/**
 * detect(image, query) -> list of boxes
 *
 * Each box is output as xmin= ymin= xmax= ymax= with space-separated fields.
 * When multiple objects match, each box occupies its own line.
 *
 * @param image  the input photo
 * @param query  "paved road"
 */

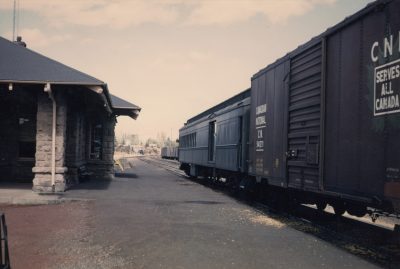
xmin=64 ymin=158 xmax=380 ymax=269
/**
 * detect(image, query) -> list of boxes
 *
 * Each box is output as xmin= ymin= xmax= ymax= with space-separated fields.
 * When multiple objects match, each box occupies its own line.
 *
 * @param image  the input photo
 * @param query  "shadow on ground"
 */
xmin=182 ymin=200 xmax=225 ymax=205
xmin=115 ymin=172 xmax=138 ymax=178
xmin=67 ymin=179 xmax=112 ymax=191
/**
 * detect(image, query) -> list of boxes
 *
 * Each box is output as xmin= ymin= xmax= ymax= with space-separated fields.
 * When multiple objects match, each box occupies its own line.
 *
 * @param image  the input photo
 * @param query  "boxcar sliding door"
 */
xmin=286 ymin=42 xmax=323 ymax=192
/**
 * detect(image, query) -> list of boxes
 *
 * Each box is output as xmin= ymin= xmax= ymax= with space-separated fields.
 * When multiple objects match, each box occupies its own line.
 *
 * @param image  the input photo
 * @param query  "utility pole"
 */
xmin=12 ymin=0 xmax=20 ymax=41
xmin=12 ymin=0 xmax=16 ymax=41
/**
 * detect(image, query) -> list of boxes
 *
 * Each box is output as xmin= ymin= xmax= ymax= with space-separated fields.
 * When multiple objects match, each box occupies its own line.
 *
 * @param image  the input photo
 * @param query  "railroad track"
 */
xmin=137 ymin=156 xmax=400 ymax=268
xmin=137 ymin=156 xmax=185 ymax=177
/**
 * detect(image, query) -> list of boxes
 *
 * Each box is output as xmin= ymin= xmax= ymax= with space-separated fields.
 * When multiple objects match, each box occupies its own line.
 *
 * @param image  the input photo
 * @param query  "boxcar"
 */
xmin=179 ymin=0 xmax=400 ymax=216
xmin=161 ymin=147 xmax=178 ymax=160
xmin=179 ymin=89 xmax=251 ymax=180
xmin=249 ymin=0 xmax=400 ymax=215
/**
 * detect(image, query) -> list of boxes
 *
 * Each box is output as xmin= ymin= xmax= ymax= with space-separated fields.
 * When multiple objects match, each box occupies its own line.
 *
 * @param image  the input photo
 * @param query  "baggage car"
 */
xmin=179 ymin=89 xmax=250 ymax=181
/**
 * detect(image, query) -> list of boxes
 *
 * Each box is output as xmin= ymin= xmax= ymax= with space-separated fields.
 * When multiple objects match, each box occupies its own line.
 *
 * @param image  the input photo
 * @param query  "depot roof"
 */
xmin=110 ymin=94 xmax=141 ymax=120
xmin=0 ymin=36 xmax=140 ymax=119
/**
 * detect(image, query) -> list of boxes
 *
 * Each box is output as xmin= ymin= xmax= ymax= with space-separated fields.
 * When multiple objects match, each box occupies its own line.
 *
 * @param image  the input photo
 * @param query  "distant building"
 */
xmin=0 ymin=36 xmax=141 ymax=192
xmin=148 ymin=144 xmax=158 ymax=149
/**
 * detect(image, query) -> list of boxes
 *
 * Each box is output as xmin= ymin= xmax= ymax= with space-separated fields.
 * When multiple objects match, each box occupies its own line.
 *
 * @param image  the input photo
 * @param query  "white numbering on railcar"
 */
xmin=256 ymin=140 xmax=264 ymax=152
xmin=255 ymin=115 xmax=266 ymax=126
xmin=257 ymin=129 xmax=263 ymax=139
xmin=256 ymin=104 xmax=267 ymax=115
xmin=255 ymin=104 xmax=266 ymax=151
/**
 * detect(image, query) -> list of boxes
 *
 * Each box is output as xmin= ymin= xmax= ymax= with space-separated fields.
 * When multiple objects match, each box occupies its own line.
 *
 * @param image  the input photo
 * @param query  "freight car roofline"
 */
xmin=181 ymin=97 xmax=250 ymax=130
xmin=252 ymin=0 xmax=393 ymax=80
xmin=185 ymin=88 xmax=250 ymax=125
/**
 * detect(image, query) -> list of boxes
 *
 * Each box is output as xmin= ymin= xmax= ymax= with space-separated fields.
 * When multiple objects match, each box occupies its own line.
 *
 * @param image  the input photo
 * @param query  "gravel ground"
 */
xmin=0 ymin=202 xmax=93 ymax=269
xmin=0 ymin=158 xmax=387 ymax=269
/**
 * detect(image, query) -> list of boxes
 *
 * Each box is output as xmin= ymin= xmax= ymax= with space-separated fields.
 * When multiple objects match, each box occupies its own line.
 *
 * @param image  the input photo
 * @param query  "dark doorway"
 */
xmin=208 ymin=121 xmax=216 ymax=162
xmin=238 ymin=116 xmax=243 ymax=169
xmin=0 ymin=86 xmax=37 ymax=182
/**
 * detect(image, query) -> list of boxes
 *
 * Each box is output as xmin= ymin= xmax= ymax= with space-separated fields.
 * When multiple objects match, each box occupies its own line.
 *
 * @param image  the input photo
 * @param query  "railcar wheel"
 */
xmin=316 ymin=202 xmax=327 ymax=212
xmin=184 ymin=169 xmax=191 ymax=177
xmin=284 ymin=195 xmax=299 ymax=214
xmin=227 ymin=176 xmax=240 ymax=190
xmin=347 ymin=205 xmax=366 ymax=217
xmin=333 ymin=204 xmax=346 ymax=216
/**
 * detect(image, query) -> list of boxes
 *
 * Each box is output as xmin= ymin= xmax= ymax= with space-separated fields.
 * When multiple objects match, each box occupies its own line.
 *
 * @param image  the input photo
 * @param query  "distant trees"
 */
xmin=164 ymin=137 xmax=178 ymax=147
xmin=118 ymin=132 xmax=178 ymax=148
xmin=119 ymin=134 xmax=141 ymax=146
xmin=145 ymin=138 xmax=158 ymax=147
xmin=156 ymin=132 xmax=167 ymax=147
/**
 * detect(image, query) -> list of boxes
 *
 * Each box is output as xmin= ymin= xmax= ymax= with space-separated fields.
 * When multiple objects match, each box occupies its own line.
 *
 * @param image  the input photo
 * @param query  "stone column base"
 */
xmin=32 ymin=166 xmax=68 ymax=193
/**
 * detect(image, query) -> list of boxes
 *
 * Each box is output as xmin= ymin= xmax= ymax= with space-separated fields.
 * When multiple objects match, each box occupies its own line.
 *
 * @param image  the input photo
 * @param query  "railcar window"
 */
xmin=181 ymin=133 xmax=196 ymax=148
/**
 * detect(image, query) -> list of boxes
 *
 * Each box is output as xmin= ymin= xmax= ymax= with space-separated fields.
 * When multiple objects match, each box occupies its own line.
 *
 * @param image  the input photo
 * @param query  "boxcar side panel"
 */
xmin=249 ymin=61 xmax=288 ymax=186
xmin=384 ymin=0 xmax=400 ymax=212
xmin=249 ymin=75 xmax=267 ymax=176
xmin=264 ymin=68 xmax=276 ymax=179
xmin=324 ymin=2 xmax=400 ymax=203
xmin=271 ymin=62 xmax=288 ymax=182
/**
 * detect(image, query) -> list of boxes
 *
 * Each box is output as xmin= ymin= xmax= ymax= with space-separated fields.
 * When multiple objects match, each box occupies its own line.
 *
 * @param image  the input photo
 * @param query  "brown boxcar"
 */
xmin=249 ymin=0 xmax=400 ymax=215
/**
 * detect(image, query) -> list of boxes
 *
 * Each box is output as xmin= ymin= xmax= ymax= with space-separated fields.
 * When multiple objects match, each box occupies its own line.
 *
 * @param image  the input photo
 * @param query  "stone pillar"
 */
xmin=32 ymin=91 xmax=68 ymax=192
xmin=102 ymin=118 xmax=116 ymax=180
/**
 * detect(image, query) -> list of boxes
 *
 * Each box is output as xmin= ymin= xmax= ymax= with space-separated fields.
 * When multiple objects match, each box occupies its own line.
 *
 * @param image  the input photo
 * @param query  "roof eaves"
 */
xmin=0 ymin=79 xmax=104 ymax=85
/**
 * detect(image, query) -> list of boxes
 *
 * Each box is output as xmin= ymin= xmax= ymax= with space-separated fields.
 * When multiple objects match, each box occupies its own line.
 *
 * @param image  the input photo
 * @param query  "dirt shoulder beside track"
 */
xmin=0 ymin=201 xmax=94 ymax=269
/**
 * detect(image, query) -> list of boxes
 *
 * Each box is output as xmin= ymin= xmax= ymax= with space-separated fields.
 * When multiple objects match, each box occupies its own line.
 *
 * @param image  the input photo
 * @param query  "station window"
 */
xmin=17 ymin=104 xmax=37 ymax=159
xmin=90 ymin=123 xmax=103 ymax=160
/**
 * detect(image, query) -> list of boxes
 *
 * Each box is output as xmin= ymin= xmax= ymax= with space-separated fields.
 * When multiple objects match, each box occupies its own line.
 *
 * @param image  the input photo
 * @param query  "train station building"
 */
xmin=0 ymin=36 xmax=141 ymax=192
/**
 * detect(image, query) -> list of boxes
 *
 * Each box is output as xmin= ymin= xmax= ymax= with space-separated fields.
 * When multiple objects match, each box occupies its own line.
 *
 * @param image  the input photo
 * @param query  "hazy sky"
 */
xmin=0 ymin=0 xmax=373 ymax=141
